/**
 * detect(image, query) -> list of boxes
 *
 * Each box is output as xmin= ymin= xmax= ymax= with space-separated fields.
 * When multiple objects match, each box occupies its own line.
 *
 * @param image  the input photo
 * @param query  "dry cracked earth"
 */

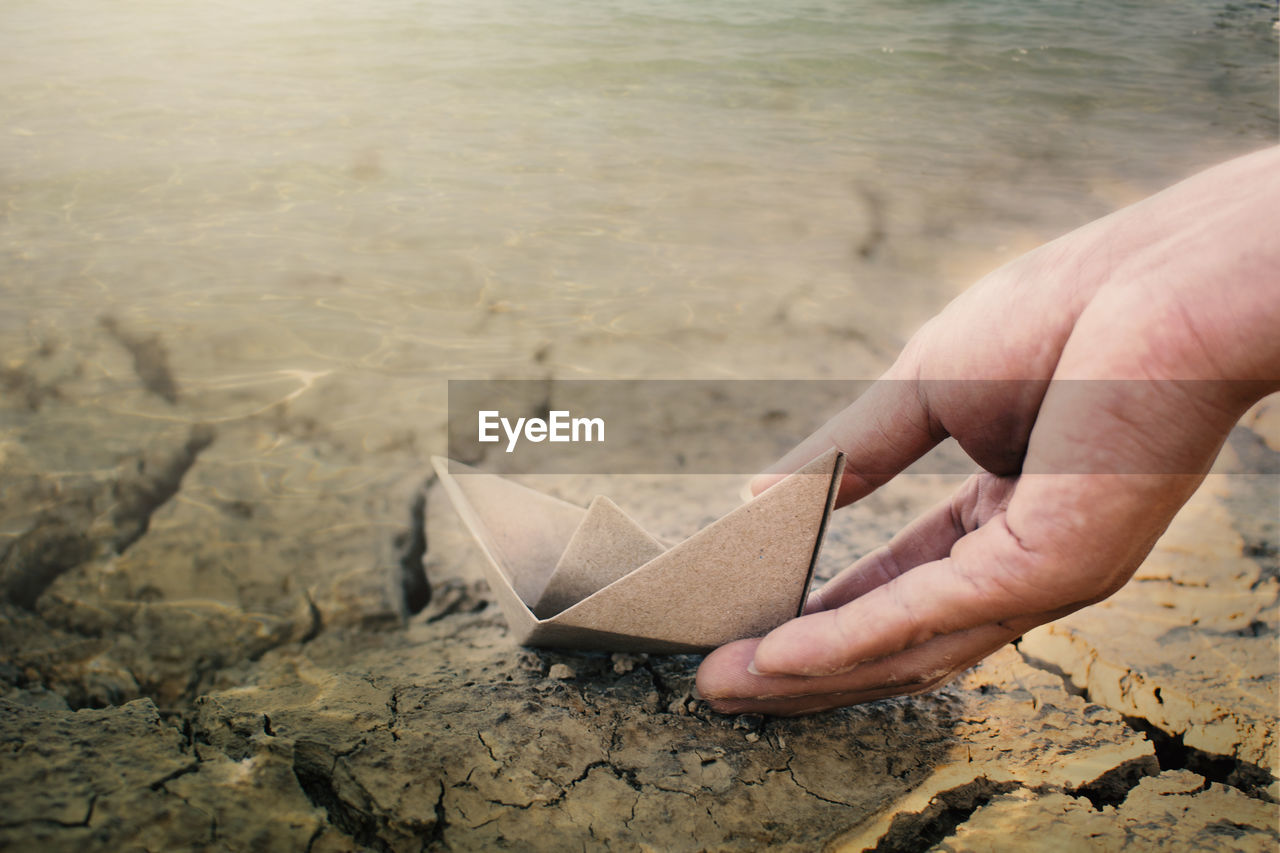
xmin=1 ymin=326 xmax=1278 ymax=852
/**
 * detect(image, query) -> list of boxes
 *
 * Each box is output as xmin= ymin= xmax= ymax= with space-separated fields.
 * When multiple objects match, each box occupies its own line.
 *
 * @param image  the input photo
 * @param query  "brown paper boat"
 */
xmin=431 ymin=449 xmax=845 ymax=654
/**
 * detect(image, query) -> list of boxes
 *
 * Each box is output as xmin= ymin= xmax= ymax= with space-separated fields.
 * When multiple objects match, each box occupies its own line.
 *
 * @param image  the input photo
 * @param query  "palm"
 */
xmin=697 ymin=146 xmax=1280 ymax=715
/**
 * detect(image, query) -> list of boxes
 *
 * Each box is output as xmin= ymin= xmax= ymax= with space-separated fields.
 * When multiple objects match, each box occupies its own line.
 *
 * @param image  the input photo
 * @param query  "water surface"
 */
xmin=1 ymin=0 xmax=1276 ymax=538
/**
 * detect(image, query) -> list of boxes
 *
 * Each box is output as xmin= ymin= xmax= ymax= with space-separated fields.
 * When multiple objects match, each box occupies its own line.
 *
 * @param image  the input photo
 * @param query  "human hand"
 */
xmin=696 ymin=146 xmax=1280 ymax=715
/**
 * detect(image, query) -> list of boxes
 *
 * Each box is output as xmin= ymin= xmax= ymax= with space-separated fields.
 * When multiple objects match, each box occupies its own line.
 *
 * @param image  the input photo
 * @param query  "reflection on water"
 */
xmin=0 ymin=1 xmax=1276 ymax=638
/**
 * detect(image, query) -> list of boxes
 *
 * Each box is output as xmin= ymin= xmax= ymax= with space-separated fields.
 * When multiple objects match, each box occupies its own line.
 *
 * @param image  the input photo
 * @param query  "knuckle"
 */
xmin=888 ymin=580 xmax=935 ymax=647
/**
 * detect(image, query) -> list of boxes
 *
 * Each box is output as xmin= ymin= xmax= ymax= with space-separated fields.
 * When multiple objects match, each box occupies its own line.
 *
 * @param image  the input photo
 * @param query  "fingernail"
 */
xmin=746 ymin=660 xmax=762 ymax=676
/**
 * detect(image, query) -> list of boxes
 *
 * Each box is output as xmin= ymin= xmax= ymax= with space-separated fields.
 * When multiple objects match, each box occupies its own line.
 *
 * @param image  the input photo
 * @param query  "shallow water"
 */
xmin=1 ymin=0 xmax=1276 ymax=526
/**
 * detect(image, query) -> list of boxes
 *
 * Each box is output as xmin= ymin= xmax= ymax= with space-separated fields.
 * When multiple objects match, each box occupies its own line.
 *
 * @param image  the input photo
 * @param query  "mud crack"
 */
xmin=784 ymin=757 xmax=856 ymax=808
xmin=291 ymin=741 xmax=393 ymax=853
xmin=396 ymin=477 xmax=432 ymax=615
xmin=868 ymin=776 xmax=1021 ymax=852
xmin=1122 ymin=716 xmax=1277 ymax=803
xmin=1014 ymin=645 xmax=1277 ymax=803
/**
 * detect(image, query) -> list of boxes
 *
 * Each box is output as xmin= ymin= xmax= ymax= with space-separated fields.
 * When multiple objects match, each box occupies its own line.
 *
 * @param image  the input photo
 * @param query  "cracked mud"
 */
xmin=1 ymin=330 xmax=1277 ymax=850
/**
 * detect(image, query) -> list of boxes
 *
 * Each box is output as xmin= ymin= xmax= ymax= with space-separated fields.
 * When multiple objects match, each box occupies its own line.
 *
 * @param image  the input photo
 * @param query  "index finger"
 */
xmin=750 ymin=378 xmax=942 ymax=507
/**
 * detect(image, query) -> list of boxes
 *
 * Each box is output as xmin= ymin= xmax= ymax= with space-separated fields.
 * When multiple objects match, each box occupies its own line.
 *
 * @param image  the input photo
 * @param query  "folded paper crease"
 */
xmin=432 ymin=448 xmax=845 ymax=653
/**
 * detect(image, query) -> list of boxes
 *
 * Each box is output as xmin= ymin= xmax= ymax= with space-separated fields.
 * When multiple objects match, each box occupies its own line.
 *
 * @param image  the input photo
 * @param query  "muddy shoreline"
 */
xmin=2 ymin=322 xmax=1276 ymax=850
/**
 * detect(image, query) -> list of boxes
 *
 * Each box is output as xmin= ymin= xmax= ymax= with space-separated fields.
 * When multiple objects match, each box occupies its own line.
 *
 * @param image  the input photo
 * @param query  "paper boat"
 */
xmin=432 ymin=449 xmax=845 ymax=654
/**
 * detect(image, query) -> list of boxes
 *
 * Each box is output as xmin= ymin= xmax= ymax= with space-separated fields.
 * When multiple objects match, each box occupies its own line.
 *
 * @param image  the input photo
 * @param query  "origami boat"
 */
xmin=432 ymin=448 xmax=845 ymax=653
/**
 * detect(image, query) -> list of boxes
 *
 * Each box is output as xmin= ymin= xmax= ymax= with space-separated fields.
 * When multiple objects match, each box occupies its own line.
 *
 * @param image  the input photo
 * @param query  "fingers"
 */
xmin=805 ymin=473 xmax=1016 ymax=615
xmin=750 ymin=379 xmax=943 ymax=507
xmin=751 ymin=508 xmax=1055 ymax=677
xmin=696 ymin=621 xmax=1026 ymax=716
xmin=758 ymin=465 xmax=1213 ymax=679
xmin=755 ymin=391 xmax=1224 ymax=681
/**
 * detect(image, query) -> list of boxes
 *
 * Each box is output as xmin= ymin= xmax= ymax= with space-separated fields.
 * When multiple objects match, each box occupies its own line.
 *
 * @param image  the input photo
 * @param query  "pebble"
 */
xmin=547 ymin=663 xmax=576 ymax=680
xmin=611 ymin=652 xmax=644 ymax=675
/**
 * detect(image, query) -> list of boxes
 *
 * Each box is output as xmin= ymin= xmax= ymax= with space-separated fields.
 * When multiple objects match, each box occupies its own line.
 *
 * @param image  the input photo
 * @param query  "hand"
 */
xmin=696 ymin=146 xmax=1280 ymax=715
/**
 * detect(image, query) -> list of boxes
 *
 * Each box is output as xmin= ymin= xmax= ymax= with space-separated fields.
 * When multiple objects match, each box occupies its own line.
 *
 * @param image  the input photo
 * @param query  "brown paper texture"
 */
xmin=432 ymin=448 xmax=845 ymax=654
